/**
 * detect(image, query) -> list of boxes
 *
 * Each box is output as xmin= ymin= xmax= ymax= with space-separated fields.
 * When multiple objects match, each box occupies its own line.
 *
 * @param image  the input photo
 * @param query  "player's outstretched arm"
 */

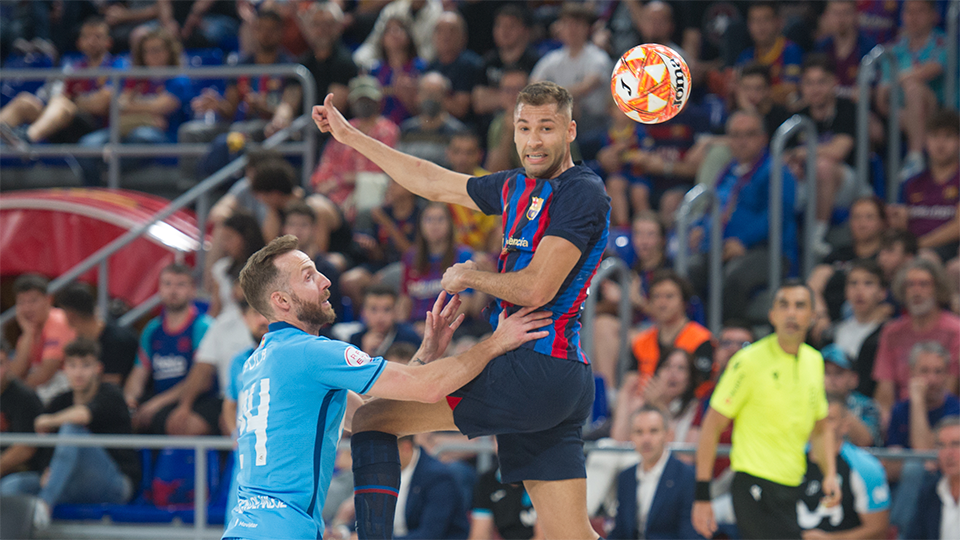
xmin=312 ymin=94 xmax=479 ymax=210
xmin=366 ymin=307 xmax=551 ymax=403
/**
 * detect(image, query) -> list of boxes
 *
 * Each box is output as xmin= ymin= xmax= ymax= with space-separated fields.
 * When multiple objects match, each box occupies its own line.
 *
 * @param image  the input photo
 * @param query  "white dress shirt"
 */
xmin=394 ymin=447 xmax=421 ymax=537
xmin=636 ymin=450 xmax=671 ymax=538
xmin=937 ymin=476 xmax=960 ymax=540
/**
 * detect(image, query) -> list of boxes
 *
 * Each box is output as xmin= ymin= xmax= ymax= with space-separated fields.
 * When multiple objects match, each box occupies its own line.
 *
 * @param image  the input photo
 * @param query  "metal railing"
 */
xmin=0 ymin=64 xmax=317 ymax=188
xmin=0 ymin=114 xmax=314 ymax=329
xmin=674 ymin=184 xmax=723 ymax=334
xmin=770 ymin=115 xmax=818 ymax=286
xmin=856 ymin=46 xmax=900 ymax=203
xmin=581 ymin=257 xmax=632 ymax=388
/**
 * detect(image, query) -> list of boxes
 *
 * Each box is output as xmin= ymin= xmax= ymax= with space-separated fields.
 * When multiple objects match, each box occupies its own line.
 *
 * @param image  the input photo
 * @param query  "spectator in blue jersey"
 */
xmin=370 ymin=16 xmax=426 ymax=127
xmin=820 ymin=344 xmax=883 ymax=447
xmin=797 ymin=396 xmax=890 ymax=539
xmin=315 ymin=80 xmax=611 ymax=540
xmin=609 ymin=405 xmax=701 ymax=540
xmin=220 ymin=235 xmax=551 ymax=539
xmin=123 ymin=264 xmax=214 ymax=436
xmin=597 ymin=100 xmax=652 ymax=226
xmin=76 ymin=27 xmax=193 ymax=186
xmin=735 ymin=2 xmax=803 ymax=108
xmin=393 ymin=435 xmax=470 ymax=540
xmin=814 ymin=1 xmax=876 ymax=102
xmin=426 ymin=11 xmax=482 ymax=122
xmin=906 ymin=415 xmax=960 ymax=540
xmin=349 ymin=285 xmax=421 ymax=358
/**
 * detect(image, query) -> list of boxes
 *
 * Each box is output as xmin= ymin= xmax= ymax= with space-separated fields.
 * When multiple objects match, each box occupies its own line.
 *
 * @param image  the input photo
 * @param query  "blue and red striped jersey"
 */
xmin=467 ymin=165 xmax=610 ymax=363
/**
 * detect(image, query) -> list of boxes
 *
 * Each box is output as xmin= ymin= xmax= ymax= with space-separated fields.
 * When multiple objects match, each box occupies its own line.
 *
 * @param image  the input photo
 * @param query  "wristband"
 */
xmin=695 ymin=480 xmax=711 ymax=502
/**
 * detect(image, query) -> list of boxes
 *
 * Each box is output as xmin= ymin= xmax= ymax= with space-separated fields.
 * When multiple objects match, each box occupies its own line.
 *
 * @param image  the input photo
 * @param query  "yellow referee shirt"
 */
xmin=710 ymin=334 xmax=828 ymax=486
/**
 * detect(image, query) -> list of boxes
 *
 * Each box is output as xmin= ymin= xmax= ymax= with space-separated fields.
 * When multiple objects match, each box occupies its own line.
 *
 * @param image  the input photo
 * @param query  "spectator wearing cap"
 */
xmin=905 ymin=415 xmax=960 ymax=540
xmin=821 ymin=344 xmax=882 ymax=447
xmin=426 ymin=11 xmax=481 ymax=122
xmin=473 ymin=5 xmax=540 ymax=116
xmin=530 ymin=2 xmax=613 ymax=134
xmin=311 ymin=75 xmax=400 ymax=219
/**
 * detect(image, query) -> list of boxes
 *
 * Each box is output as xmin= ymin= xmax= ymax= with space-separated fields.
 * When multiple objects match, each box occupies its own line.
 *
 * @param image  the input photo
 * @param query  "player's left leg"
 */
xmin=351 ymin=398 xmax=457 ymax=436
xmin=523 ymin=478 xmax=599 ymax=540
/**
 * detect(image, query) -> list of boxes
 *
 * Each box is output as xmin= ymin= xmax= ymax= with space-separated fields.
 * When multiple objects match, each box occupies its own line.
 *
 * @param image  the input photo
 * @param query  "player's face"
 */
xmin=15 ymin=290 xmax=50 ymax=325
xmin=282 ymin=250 xmax=335 ymax=327
xmin=925 ymin=129 xmax=960 ymax=169
xmin=630 ymin=411 xmax=668 ymax=462
xmin=514 ymin=102 xmax=574 ymax=179
xmin=768 ymin=286 xmax=815 ymax=341
xmin=904 ymin=268 xmax=937 ymax=317
xmin=159 ymin=271 xmax=195 ymax=312
xmin=649 ymin=280 xmax=685 ymax=325
xmin=845 ymin=268 xmax=884 ymax=316
xmin=937 ymin=425 xmax=960 ymax=479
xmin=64 ymin=354 xmax=101 ymax=394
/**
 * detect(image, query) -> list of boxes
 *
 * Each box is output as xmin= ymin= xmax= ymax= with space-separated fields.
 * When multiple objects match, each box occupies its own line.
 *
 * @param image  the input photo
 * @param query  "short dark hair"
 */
xmin=720 ymin=320 xmax=756 ymax=341
xmin=801 ymin=53 xmax=836 ymax=77
xmin=648 ymin=269 xmax=694 ymax=305
xmin=558 ymin=2 xmax=597 ymax=24
xmin=162 ymin=263 xmax=194 ymax=279
xmin=631 ymin=403 xmax=668 ymax=430
xmin=495 ymin=4 xmax=533 ymax=28
xmin=283 ymin=200 xmax=317 ymax=224
xmin=450 ymin=129 xmax=482 ymax=147
xmin=850 ymin=196 xmax=888 ymax=227
xmin=774 ymin=278 xmax=815 ymax=307
xmin=517 ymin=81 xmax=573 ymax=119
xmin=363 ymin=283 xmax=399 ymax=303
xmin=56 ymin=283 xmax=96 ymax=317
xmin=13 ymin=274 xmax=49 ymax=295
xmin=239 ymin=235 xmax=300 ymax=317
xmin=64 ymin=337 xmax=101 ymax=361
xmin=251 ymin=159 xmax=297 ymax=195
xmin=847 ymin=259 xmax=885 ymax=286
xmin=81 ymin=15 xmax=109 ymax=32
xmin=934 ymin=415 xmax=960 ymax=436
xmin=258 ymin=9 xmax=284 ymax=25
xmin=927 ymin=109 xmax=960 ymax=136
xmin=740 ymin=62 xmax=772 ymax=85
xmin=385 ymin=342 xmax=417 ymax=363
xmin=880 ymin=229 xmax=918 ymax=255
xmin=748 ymin=1 xmax=779 ymax=16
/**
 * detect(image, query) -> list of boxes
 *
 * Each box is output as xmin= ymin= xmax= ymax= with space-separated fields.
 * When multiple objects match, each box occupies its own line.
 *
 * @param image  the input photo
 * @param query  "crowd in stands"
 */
xmin=1 ymin=0 xmax=959 ymax=539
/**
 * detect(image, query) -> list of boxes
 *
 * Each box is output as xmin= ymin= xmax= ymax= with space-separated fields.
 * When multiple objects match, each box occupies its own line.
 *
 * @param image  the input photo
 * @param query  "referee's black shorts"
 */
xmin=731 ymin=471 xmax=803 ymax=540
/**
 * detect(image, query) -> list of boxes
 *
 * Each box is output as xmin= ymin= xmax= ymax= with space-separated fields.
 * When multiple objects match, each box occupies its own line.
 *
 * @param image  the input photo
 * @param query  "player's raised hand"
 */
xmin=312 ymin=93 xmax=357 ymax=144
xmin=490 ymin=306 xmax=552 ymax=354
xmin=419 ymin=291 xmax=465 ymax=363
xmin=441 ymin=260 xmax=477 ymax=295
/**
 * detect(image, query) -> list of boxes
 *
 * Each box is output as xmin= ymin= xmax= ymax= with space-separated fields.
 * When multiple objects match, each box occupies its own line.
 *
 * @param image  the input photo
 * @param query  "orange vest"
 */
xmin=630 ymin=321 xmax=713 ymax=379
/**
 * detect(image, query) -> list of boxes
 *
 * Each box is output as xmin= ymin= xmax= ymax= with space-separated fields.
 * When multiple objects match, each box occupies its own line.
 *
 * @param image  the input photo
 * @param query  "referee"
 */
xmin=692 ymin=280 xmax=841 ymax=539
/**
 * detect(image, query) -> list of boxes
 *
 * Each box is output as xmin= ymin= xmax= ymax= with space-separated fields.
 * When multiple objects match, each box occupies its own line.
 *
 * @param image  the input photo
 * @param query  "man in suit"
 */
xmin=610 ymin=405 xmax=702 ymax=540
xmin=906 ymin=415 xmax=960 ymax=540
xmin=394 ymin=435 xmax=469 ymax=540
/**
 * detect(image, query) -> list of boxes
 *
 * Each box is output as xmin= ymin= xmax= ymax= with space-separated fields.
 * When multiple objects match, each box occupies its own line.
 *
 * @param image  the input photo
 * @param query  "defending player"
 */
xmin=313 ymin=81 xmax=610 ymax=540
xmin=221 ymin=235 xmax=551 ymax=540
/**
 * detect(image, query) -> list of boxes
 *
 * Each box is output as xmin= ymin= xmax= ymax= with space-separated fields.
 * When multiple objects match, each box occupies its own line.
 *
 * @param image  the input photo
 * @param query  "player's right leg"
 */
xmin=351 ymin=398 xmax=457 ymax=436
xmin=523 ymin=478 xmax=599 ymax=540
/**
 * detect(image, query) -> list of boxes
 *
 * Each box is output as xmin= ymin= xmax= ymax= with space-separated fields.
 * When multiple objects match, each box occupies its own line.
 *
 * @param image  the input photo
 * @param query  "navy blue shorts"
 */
xmin=446 ymin=347 xmax=594 ymax=484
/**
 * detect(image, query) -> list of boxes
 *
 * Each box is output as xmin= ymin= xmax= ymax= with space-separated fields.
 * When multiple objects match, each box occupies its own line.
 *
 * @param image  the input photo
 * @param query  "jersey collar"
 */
xmin=268 ymin=321 xmax=303 ymax=333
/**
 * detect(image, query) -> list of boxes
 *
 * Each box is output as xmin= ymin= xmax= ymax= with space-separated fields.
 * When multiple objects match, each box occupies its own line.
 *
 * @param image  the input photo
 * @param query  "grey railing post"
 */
xmin=582 ymin=257 xmax=631 ymax=388
xmin=770 ymin=115 xmax=818 ymax=288
xmin=195 ymin=191 xmax=210 ymax=285
xmin=856 ymin=45 xmax=900 ymax=203
xmin=195 ymin=444 xmax=207 ymax=537
xmin=674 ymin=185 xmax=723 ymax=334
xmin=946 ymin=0 xmax=959 ymax=109
xmin=98 ymin=260 xmax=109 ymax=320
xmin=108 ymin=72 xmax=121 ymax=189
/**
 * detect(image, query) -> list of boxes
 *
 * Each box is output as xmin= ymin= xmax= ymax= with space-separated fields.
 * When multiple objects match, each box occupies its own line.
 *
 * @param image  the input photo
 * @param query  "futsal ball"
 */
xmin=611 ymin=43 xmax=691 ymax=124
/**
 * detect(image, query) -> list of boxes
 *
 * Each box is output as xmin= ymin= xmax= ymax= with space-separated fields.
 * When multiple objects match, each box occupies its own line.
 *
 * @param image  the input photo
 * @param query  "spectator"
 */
xmin=399 ymin=202 xmax=476 ymax=332
xmin=731 ymin=63 xmax=792 ymax=140
xmin=348 ymin=284 xmax=421 ymax=358
xmin=735 ymin=1 xmax=803 ymax=107
xmin=370 ymin=16 xmax=426 ymax=126
xmin=237 ymin=0 xmax=308 ymax=59
xmin=122 ymin=264 xmax=214 ymax=435
xmin=298 ymin=2 xmax=358 ymax=116
xmin=0 ymin=338 xmax=139 ymax=509
xmin=878 ymin=0 xmax=948 ymax=180
xmin=473 ymin=5 xmax=540 ymax=116
xmin=814 ymin=0 xmax=876 ymax=101
xmin=820 ymin=344 xmax=883 ymax=447
xmin=0 ymin=17 xmax=120 ymax=150
xmin=396 ymin=72 xmax=467 ymax=167
xmin=206 ymin=148 xmax=278 ymax=253
xmin=807 ymin=197 xmax=889 ymax=324
xmin=353 ymin=0 xmax=443 ymax=71
xmin=596 ymin=99 xmax=653 ymax=225
xmin=530 ymin=2 xmax=613 ymax=134
xmin=484 ymin=68 xmax=529 ymax=172
xmin=131 ymin=0 xmax=239 ymax=51
xmin=445 ymin=131 xmax=501 ymax=255
xmin=609 ymin=405 xmax=701 ymax=540
xmin=829 ymin=259 xmax=891 ymax=399
xmin=905 ymin=415 xmax=960 ymax=540
xmin=311 ymin=76 xmax=400 ymax=219
xmin=177 ymin=9 xmax=296 ymax=183
xmin=55 ymin=283 xmax=138 ymax=388
xmin=612 ymin=348 xmax=703 ymax=444
xmin=76 ymin=27 xmax=192 ymax=186
xmin=208 ymin=211 xmax=265 ymax=318
xmin=282 ymin=201 xmax=344 ymax=322
xmin=788 ymin=55 xmax=865 ymax=256
xmin=873 ymin=258 xmax=960 ymax=418
xmin=394 ymin=435 xmax=470 ymax=540
xmin=426 ymin=11 xmax=481 ymax=121
xmin=469 ymin=459 xmax=540 ymax=540
xmin=797 ymin=395 xmax=890 ymax=538
xmin=854 ymin=0 xmax=900 ymax=46
xmin=0 ymin=339 xmax=43 ymax=479
xmin=877 ymin=228 xmax=919 ymax=285
xmin=9 ymin=274 xmax=76 ymax=404
xmin=888 ymin=110 xmax=960 ymax=264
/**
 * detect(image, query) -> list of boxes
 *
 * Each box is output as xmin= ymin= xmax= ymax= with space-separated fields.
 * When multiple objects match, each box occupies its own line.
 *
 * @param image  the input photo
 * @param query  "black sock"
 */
xmin=351 ymin=431 xmax=400 ymax=539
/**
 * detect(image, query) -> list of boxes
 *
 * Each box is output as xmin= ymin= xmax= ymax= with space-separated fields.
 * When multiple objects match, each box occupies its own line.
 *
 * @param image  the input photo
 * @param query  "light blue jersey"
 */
xmin=223 ymin=322 xmax=386 ymax=539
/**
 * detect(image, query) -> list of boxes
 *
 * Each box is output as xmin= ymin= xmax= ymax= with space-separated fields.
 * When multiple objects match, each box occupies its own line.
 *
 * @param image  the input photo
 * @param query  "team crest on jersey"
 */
xmin=345 ymin=347 xmax=371 ymax=367
xmin=526 ymin=197 xmax=544 ymax=220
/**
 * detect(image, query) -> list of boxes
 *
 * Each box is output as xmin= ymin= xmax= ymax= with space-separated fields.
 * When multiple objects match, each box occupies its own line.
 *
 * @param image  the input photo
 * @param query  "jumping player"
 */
xmin=312 ymin=81 xmax=610 ymax=540
xmin=221 ymin=235 xmax=551 ymax=539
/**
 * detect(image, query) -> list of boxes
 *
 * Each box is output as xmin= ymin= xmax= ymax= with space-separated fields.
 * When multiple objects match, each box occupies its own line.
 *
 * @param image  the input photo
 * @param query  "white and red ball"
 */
xmin=611 ymin=43 xmax=691 ymax=124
